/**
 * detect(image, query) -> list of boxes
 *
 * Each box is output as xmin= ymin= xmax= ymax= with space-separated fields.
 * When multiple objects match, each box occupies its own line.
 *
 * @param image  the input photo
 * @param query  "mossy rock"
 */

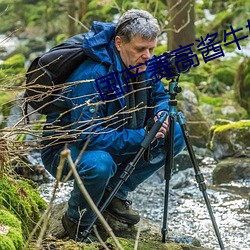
xmin=106 ymin=237 xmax=210 ymax=250
xmin=0 ymin=209 xmax=24 ymax=250
xmin=43 ymin=202 xmax=211 ymax=250
xmin=209 ymin=120 xmax=250 ymax=160
xmin=0 ymin=174 xmax=47 ymax=239
xmin=213 ymin=157 xmax=250 ymax=184
xmin=28 ymin=237 xmax=211 ymax=250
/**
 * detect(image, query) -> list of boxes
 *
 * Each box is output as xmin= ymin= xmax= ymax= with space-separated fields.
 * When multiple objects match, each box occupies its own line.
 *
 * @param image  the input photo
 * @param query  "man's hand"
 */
xmin=154 ymin=111 xmax=169 ymax=139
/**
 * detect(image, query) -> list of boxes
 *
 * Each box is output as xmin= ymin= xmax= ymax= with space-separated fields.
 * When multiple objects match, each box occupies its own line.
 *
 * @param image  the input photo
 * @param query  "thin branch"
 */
xmin=68 ymin=14 xmax=90 ymax=32
xmin=62 ymin=148 xmax=124 ymax=250
xmin=93 ymin=225 xmax=110 ymax=250
xmin=134 ymin=220 xmax=142 ymax=250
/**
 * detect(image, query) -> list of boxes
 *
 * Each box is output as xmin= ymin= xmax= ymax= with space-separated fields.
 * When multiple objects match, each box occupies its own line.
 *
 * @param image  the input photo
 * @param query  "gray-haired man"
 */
xmin=41 ymin=9 xmax=185 ymax=241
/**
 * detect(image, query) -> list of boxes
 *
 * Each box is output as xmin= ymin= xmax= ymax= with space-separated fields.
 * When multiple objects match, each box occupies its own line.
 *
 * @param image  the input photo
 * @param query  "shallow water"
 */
xmin=38 ymin=157 xmax=250 ymax=250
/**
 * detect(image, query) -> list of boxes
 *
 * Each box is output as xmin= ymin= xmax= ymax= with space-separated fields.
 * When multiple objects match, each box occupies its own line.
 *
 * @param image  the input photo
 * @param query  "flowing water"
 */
xmin=38 ymin=156 xmax=250 ymax=250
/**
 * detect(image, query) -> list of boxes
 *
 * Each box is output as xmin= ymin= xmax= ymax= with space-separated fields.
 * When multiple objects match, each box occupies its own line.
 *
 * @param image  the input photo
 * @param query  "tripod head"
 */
xmin=168 ymin=76 xmax=182 ymax=99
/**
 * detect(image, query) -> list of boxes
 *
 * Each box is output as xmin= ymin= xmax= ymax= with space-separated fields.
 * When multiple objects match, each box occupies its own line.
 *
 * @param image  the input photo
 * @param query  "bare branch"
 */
xmin=68 ymin=14 xmax=90 ymax=32
xmin=63 ymin=148 xmax=124 ymax=250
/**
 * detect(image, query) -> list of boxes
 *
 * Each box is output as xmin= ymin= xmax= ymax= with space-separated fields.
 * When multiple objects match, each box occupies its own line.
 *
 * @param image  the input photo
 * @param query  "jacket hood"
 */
xmin=82 ymin=21 xmax=116 ymax=65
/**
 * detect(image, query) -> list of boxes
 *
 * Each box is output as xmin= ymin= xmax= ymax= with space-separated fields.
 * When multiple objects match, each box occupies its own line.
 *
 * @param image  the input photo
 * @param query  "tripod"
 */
xmin=162 ymin=76 xmax=225 ymax=249
xmin=81 ymin=110 xmax=169 ymax=241
xmin=82 ymin=76 xmax=225 ymax=249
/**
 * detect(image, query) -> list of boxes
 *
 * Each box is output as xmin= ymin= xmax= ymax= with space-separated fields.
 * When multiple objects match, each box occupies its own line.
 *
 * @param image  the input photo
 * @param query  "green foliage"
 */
xmin=0 ymin=209 xmax=24 ymax=250
xmin=0 ymin=175 xmax=47 ymax=239
xmin=196 ymin=0 xmax=250 ymax=52
xmin=0 ymin=235 xmax=16 ymax=250
xmin=183 ymin=52 xmax=240 ymax=95
xmin=1 ymin=54 xmax=25 ymax=69
xmin=154 ymin=44 xmax=167 ymax=56
xmin=0 ymin=54 xmax=26 ymax=86
xmin=106 ymin=237 xmax=205 ymax=249
xmin=213 ymin=67 xmax=235 ymax=86
xmin=234 ymin=57 xmax=250 ymax=115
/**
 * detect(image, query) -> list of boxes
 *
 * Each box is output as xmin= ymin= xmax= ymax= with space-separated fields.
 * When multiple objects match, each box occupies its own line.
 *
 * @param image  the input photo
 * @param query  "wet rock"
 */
xmin=213 ymin=157 xmax=250 ymax=184
xmin=170 ymin=168 xmax=193 ymax=189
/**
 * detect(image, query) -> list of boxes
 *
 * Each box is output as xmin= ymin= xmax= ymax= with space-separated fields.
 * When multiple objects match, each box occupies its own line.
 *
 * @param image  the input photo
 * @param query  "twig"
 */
xmin=93 ymin=225 xmax=110 ymax=250
xmin=61 ymin=148 xmax=124 ymax=250
xmin=134 ymin=220 xmax=142 ymax=250
xmin=68 ymin=14 xmax=89 ymax=31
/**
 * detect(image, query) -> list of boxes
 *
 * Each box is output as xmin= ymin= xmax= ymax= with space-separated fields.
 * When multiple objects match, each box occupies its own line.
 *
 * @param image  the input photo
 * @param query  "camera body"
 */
xmin=159 ymin=52 xmax=192 ymax=79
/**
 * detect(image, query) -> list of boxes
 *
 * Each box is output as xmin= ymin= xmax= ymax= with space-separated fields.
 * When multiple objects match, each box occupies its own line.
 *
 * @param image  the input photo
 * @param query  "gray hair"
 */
xmin=115 ymin=9 xmax=160 ymax=43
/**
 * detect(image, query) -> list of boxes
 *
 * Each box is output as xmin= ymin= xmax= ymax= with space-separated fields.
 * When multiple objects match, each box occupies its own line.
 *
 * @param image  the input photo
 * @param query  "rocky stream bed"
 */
xmin=38 ymin=154 xmax=250 ymax=250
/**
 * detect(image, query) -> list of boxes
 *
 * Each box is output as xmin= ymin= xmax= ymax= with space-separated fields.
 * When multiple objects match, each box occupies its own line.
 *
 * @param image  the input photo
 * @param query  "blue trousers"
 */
xmin=41 ymin=123 xmax=185 ymax=226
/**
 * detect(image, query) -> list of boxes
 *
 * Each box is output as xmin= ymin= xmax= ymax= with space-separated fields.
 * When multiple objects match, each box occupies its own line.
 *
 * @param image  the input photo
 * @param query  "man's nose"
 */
xmin=142 ymin=49 xmax=151 ymax=60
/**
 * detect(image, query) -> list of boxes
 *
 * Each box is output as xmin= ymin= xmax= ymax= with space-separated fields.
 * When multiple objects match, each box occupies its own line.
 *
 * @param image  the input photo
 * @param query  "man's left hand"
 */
xmin=154 ymin=111 xmax=169 ymax=139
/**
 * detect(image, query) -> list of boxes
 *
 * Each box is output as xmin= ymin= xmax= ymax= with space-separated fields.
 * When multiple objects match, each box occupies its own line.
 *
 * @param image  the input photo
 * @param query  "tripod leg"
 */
xmin=177 ymin=112 xmax=225 ymax=250
xmin=81 ymin=112 xmax=168 ymax=241
xmin=162 ymin=114 xmax=175 ymax=243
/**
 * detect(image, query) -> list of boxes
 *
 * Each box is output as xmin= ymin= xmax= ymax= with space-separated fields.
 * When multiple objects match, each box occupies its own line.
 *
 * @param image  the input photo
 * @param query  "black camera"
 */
xmin=159 ymin=52 xmax=192 ymax=79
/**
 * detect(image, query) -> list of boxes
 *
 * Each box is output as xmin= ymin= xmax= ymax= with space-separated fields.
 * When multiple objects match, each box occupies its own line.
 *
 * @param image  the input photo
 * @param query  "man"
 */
xmin=41 ymin=9 xmax=185 ymax=241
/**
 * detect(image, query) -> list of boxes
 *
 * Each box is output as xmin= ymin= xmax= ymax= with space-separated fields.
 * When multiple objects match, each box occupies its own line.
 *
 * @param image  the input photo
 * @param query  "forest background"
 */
xmin=0 ymin=1 xmax=250 ymax=249
xmin=0 ymin=0 xmax=250 ymax=126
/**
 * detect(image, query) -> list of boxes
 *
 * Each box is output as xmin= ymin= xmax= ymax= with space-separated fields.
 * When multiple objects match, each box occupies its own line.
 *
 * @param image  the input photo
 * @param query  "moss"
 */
xmin=0 ymin=174 xmax=47 ymax=239
xmin=213 ymin=120 xmax=250 ymax=133
xmin=0 ymin=209 xmax=21 ymax=229
xmin=209 ymin=120 xmax=250 ymax=151
xmin=0 ymin=235 xmax=16 ymax=250
xmin=199 ymin=90 xmax=249 ymax=122
xmin=1 ymin=54 xmax=25 ymax=69
xmin=106 ymin=237 xmax=209 ymax=250
xmin=199 ymin=95 xmax=224 ymax=107
xmin=0 ymin=209 xmax=24 ymax=249
xmin=29 ymin=239 xmax=98 ymax=250
xmin=7 ymin=228 xmax=24 ymax=249
xmin=0 ymin=54 xmax=26 ymax=86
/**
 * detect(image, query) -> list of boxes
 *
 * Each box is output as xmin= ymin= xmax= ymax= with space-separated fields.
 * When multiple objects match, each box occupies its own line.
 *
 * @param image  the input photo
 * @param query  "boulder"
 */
xmin=213 ymin=157 xmax=250 ymax=184
xmin=209 ymin=120 xmax=250 ymax=160
xmin=42 ymin=201 xmax=212 ymax=250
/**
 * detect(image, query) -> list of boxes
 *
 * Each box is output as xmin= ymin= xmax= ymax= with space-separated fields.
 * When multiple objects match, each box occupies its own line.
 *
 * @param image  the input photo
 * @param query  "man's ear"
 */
xmin=115 ymin=36 xmax=122 ymax=51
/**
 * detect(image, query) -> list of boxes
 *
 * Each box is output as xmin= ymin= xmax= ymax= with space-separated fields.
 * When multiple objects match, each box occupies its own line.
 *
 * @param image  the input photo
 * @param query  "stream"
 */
xmin=38 ymin=155 xmax=250 ymax=250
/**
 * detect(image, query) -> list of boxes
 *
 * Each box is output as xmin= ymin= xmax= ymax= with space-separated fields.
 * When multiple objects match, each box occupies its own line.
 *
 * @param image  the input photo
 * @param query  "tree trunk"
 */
xmin=67 ymin=0 xmax=76 ymax=36
xmin=167 ymin=0 xmax=195 ymax=51
xmin=78 ymin=0 xmax=88 ymax=20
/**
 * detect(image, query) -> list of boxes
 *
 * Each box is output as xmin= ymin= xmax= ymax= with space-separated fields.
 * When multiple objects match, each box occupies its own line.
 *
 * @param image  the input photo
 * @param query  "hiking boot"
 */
xmin=105 ymin=196 xmax=140 ymax=225
xmin=61 ymin=213 xmax=97 ymax=243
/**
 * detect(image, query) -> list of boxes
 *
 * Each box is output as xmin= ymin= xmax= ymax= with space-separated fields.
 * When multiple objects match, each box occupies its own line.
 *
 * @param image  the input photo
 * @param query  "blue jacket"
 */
xmin=44 ymin=21 xmax=170 ymax=156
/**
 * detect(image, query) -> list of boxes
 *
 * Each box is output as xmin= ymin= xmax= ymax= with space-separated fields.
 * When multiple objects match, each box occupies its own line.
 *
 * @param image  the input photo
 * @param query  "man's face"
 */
xmin=115 ymin=35 xmax=157 ymax=74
